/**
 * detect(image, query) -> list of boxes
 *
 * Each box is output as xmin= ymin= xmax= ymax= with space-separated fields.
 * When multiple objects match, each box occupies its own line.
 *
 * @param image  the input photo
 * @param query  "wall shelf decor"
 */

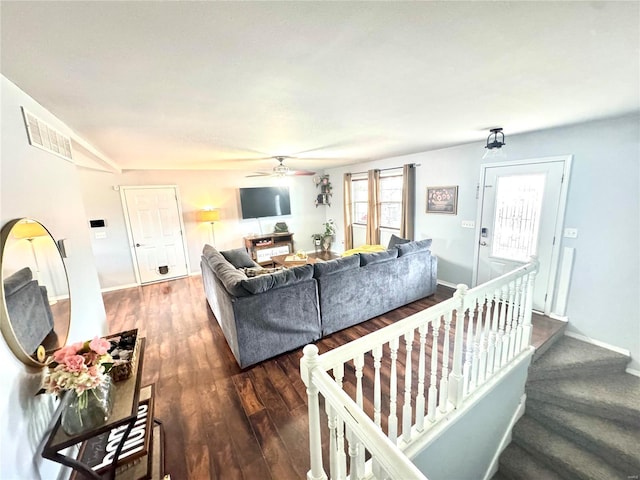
xmin=314 ymin=175 xmax=332 ymax=207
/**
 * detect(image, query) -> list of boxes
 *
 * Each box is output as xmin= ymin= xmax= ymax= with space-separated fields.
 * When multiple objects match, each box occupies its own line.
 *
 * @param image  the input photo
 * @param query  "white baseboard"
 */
xmin=437 ymin=279 xmax=457 ymax=289
xmin=625 ymin=367 xmax=640 ymax=378
xmin=564 ymin=331 xmax=631 ymax=357
xmin=548 ymin=313 xmax=569 ymax=322
xmin=189 ymin=270 xmax=202 ymax=276
xmin=483 ymin=393 xmax=527 ymax=480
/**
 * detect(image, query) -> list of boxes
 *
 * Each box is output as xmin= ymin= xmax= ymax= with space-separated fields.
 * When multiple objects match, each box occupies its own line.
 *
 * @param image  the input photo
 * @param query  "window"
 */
xmin=491 ymin=173 xmax=546 ymax=262
xmin=352 ymin=178 xmax=368 ymax=225
xmin=380 ymin=174 xmax=403 ymax=230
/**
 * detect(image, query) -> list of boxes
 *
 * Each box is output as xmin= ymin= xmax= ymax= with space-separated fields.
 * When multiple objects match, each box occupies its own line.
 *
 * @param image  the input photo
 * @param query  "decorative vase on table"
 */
xmin=321 ymin=235 xmax=332 ymax=252
xmin=61 ymin=376 xmax=115 ymax=435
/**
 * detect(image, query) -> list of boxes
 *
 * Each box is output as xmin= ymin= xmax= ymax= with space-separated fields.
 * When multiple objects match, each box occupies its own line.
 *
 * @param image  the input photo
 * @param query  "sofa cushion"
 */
xmin=211 ymin=260 xmax=251 ymax=297
xmin=3 ymin=267 xmax=33 ymax=296
xmin=220 ymin=248 xmax=257 ymax=268
xmin=241 ymin=265 xmax=314 ymax=294
xmin=360 ymin=248 xmax=399 ymax=266
xmin=202 ymin=244 xmax=226 ymax=264
xmin=313 ymin=254 xmax=360 ymax=277
xmin=397 ymin=238 xmax=433 ymax=257
xmin=388 ymin=234 xmax=410 ymax=249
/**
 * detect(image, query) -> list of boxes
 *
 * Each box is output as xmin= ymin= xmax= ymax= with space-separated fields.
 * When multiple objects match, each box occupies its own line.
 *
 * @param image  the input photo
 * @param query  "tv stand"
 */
xmin=244 ymin=233 xmax=294 ymax=266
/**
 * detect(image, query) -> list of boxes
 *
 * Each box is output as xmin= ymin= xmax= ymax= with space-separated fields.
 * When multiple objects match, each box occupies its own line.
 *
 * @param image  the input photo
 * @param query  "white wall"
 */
xmin=411 ymin=354 xmax=531 ymax=479
xmin=325 ymin=114 xmax=640 ymax=370
xmin=78 ymin=168 xmax=328 ymax=289
xmin=1 ymin=77 xmax=107 ymax=478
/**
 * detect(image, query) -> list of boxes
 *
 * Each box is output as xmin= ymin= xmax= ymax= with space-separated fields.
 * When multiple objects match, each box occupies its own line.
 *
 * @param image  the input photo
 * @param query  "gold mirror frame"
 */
xmin=0 ymin=218 xmax=71 ymax=367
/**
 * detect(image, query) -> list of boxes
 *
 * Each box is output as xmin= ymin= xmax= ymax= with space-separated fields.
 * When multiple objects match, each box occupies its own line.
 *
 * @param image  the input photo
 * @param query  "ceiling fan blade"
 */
xmin=245 ymin=171 xmax=271 ymax=178
xmin=290 ymin=170 xmax=316 ymax=176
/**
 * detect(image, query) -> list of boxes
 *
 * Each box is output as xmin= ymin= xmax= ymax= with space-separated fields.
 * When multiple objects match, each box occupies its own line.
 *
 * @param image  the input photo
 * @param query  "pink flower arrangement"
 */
xmin=42 ymin=336 xmax=113 ymax=396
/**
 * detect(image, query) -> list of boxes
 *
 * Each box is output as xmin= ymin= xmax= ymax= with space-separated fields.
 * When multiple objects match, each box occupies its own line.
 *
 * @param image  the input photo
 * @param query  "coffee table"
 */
xmin=271 ymin=251 xmax=340 ymax=267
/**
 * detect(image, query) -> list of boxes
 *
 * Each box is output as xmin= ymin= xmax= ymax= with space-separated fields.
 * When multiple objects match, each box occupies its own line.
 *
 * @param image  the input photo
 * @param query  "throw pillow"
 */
xmin=220 ymin=248 xmax=256 ymax=269
xmin=397 ymin=239 xmax=433 ymax=257
xmin=360 ymin=248 xmax=399 ymax=266
xmin=388 ymin=234 xmax=410 ymax=249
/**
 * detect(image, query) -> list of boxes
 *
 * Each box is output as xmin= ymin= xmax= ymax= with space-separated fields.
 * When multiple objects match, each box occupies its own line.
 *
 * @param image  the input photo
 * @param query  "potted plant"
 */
xmin=321 ymin=220 xmax=337 ymax=252
xmin=311 ymin=233 xmax=323 ymax=247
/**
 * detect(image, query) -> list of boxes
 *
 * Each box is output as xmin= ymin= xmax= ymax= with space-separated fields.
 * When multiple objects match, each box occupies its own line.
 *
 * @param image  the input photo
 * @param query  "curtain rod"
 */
xmin=350 ymin=163 xmax=420 ymax=176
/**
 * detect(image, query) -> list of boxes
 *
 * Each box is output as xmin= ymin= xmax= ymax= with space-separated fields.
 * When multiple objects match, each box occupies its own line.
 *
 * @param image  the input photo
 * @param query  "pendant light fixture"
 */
xmin=483 ymin=127 xmax=507 ymax=160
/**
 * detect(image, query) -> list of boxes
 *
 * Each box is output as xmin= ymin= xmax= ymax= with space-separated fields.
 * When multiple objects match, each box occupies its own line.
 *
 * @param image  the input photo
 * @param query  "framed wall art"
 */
xmin=426 ymin=186 xmax=458 ymax=214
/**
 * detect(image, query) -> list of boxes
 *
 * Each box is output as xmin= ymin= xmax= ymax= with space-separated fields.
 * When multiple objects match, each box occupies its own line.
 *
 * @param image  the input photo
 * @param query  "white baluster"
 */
xmin=478 ymin=295 xmax=490 ymax=385
xmin=496 ymin=285 xmax=509 ymax=369
xmin=487 ymin=290 xmax=500 ymax=376
xmin=428 ymin=315 xmax=441 ymax=423
xmin=354 ymin=354 xmax=365 ymax=475
xmin=415 ymin=324 xmax=427 ymax=432
xmin=468 ymin=299 xmax=479 ymax=394
xmin=300 ymin=345 xmax=328 ymax=480
xmin=521 ymin=257 xmax=539 ymax=350
xmin=508 ymin=278 xmax=522 ymax=361
xmin=347 ymin=427 xmax=359 ymax=480
xmin=325 ymin=403 xmax=339 ymax=480
xmin=372 ymin=345 xmax=383 ymax=428
xmin=388 ymin=336 xmax=399 ymax=443
xmin=503 ymin=281 xmax=516 ymax=365
xmin=333 ymin=363 xmax=347 ymax=479
xmin=448 ymin=284 xmax=468 ymax=408
xmin=402 ymin=330 xmax=414 ymax=443
xmin=514 ymin=277 xmax=526 ymax=356
xmin=439 ymin=311 xmax=452 ymax=413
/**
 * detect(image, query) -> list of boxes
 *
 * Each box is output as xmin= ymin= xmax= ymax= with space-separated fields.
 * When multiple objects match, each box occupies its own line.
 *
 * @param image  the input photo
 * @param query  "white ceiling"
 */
xmin=1 ymin=1 xmax=638 ymax=173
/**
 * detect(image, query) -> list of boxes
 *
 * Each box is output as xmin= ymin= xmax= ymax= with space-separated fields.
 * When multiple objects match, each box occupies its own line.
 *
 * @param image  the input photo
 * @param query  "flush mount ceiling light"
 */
xmin=483 ymin=127 xmax=507 ymax=160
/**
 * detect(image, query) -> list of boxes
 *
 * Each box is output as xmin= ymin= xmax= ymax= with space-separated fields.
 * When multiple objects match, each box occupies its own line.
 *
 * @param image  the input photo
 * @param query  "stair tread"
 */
xmin=530 ymin=336 xmax=629 ymax=380
xmin=526 ymin=372 xmax=640 ymax=424
xmin=499 ymin=442 xmax=565 ymax=480
xmin=514 ymin=415 xmax=628 ymax=479
xmin=527 ymin=398 xmax=640 ymax=470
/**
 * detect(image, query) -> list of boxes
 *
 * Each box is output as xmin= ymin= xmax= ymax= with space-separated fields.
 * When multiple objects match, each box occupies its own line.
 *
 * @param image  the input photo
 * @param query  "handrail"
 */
xmin=302 ymin=259 xmax=539 ymax=480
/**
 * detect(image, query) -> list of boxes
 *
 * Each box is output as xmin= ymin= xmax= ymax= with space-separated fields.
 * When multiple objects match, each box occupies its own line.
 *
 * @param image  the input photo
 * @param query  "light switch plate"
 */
xmin=564 ymin=228 xmax=578 ymax=238
xmin=461 ymin=221 xmax=475 ymax=229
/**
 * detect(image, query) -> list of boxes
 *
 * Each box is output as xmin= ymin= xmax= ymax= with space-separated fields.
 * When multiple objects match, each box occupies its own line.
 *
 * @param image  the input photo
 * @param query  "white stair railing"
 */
xmin=301 ymin=258 xmax=538 ymax=480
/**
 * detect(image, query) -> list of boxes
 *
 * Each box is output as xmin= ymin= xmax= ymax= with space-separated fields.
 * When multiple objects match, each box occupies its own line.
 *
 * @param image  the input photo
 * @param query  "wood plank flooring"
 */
xmin=103 ymin=275 xmax=564 ymax=480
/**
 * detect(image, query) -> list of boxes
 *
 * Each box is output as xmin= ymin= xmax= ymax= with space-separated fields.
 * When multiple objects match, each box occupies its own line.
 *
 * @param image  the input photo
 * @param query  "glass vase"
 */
xmin=321 ymin=235 xmax=332 ymax=252
xmin=61 ymin=376 xmax=114 ymax=435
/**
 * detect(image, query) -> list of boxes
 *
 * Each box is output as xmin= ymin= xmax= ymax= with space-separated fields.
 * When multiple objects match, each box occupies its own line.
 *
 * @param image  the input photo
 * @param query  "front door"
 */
xmin=121 ymin=186 xmax=190 ymax=284
xmin=475 ymin=157 xmax=570 ymax=313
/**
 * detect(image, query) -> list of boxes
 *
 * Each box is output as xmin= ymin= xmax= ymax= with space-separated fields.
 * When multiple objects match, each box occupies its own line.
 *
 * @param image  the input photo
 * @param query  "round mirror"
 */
xmin=0 ymin=218 xmax=70 ymax=367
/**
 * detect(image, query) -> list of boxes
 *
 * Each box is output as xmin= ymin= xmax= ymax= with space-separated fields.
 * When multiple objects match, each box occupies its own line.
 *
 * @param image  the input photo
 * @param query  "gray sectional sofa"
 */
xmin=201 ymin=239 xmax=437 ymax=368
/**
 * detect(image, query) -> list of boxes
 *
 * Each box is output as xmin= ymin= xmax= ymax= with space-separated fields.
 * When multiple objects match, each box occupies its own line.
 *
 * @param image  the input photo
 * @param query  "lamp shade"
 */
xmin=12 ymin=221 xmax=48 ymax=239
xmin=197 ymin=209 xmax=220 ymax=223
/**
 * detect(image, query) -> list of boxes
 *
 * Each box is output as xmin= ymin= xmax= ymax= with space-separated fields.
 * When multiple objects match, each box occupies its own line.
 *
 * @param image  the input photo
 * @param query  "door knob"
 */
xmin=480 ymin=241 xmax=488 ymax=246
xmin=135 ymin=243 xmax=141 ymax=247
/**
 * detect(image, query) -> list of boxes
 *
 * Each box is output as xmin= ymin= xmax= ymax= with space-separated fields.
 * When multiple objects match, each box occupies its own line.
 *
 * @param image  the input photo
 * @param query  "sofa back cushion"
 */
xmin=241 ymin=265 xmax=314 ymax=294
xmin=388 ymin=234 xmax=410 ymax=249
xmin=397 ymin=238 xmax=433 ymax=257
xmin=211 ymin=258 xmax=251 ymax=297
xmin=313 ymin=254 xmax=360 ymax=277
xmin=360 ymin=248 xmax=398 ymax=266
xmin=220 ymin=247 xmax=257 ymax=268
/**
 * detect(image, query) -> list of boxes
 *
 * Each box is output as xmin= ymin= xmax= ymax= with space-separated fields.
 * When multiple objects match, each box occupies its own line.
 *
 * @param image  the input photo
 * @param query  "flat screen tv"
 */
xmin=239 ymin=186 xmax=291 ymax=219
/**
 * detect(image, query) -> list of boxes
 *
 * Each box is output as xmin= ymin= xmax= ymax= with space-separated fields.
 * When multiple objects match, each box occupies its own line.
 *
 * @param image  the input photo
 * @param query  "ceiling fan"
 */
xmin=246 ymin=156 xmax=316 ymax=178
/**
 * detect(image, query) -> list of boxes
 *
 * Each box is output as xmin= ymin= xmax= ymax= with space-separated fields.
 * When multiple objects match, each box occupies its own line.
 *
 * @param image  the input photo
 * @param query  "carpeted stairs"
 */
xmin=495 ymin=335 xmax=640 ymax=480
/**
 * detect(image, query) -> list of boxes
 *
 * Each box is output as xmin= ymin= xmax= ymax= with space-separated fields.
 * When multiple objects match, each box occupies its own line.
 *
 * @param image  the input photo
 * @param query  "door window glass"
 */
xmin=491 ymin=174 xmax=546 ymax=262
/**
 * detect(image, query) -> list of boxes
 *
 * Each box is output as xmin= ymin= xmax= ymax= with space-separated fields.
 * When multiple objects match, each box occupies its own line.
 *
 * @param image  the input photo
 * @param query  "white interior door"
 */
xmin=121 ymin=186 xmax=189 ymax=284
xmin=475 ymin=158 xmax=569 ymax=313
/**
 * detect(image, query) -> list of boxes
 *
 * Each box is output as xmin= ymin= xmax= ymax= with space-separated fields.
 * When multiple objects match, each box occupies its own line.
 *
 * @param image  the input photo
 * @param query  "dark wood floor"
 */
xmin=103 ymin=276 xmax=564 ymax=480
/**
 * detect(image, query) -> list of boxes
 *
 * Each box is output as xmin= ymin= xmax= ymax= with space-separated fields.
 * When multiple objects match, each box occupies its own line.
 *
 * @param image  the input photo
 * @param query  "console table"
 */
xmin=42 ymin=336 xmax=164 ymax=480
xmin=244 ymin=232 xmax=294 ymax=266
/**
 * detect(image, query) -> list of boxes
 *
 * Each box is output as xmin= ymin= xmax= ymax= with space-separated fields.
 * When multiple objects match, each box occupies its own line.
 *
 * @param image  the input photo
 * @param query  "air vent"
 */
xmin=21 ymin=107 xmax=73 ymax=162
